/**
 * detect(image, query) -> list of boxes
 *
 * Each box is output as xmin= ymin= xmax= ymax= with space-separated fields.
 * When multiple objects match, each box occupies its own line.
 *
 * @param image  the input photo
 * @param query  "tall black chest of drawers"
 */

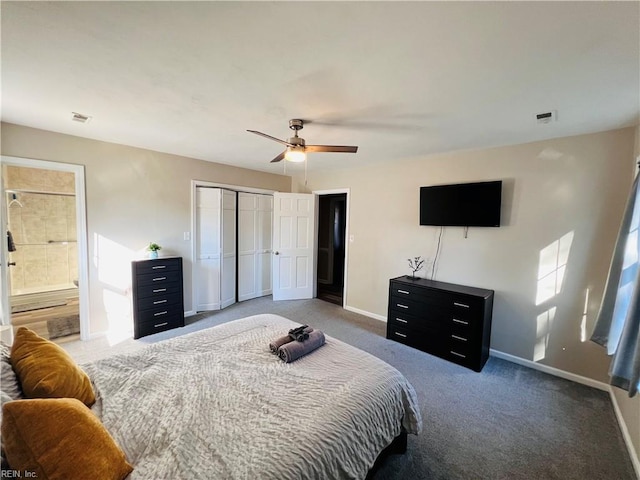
xmin=387 ymin=276 xmax=494 ymax=372
xmin=132 ymin=257 xmax=185 ymax=339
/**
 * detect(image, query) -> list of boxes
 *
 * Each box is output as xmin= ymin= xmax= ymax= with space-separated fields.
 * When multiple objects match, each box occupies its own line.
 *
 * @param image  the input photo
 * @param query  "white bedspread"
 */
xmin=83 ymin=314 xmax=422 ymax=480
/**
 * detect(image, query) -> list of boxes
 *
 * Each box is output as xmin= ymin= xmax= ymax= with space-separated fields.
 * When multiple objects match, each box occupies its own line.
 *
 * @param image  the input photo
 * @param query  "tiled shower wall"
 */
xmin=5 ymin=166 xmax=78 ymax=295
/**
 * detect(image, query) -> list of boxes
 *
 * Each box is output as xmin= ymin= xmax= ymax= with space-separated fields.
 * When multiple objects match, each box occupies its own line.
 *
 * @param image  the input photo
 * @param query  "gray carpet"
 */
xmin=67 ymin=297 xmax=637 ymax=480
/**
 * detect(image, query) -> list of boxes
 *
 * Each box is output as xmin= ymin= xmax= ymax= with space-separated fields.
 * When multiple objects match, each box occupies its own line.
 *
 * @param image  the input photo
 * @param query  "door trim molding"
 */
xmin=313 ymin=188 xmax=350 ymax=306
xmin=1 ymin=156 xmax=90 ymax=341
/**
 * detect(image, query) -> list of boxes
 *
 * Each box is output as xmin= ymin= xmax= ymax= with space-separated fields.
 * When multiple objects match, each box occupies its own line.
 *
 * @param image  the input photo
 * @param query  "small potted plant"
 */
xmin=147 ymin=242 xmax=162 ymax=259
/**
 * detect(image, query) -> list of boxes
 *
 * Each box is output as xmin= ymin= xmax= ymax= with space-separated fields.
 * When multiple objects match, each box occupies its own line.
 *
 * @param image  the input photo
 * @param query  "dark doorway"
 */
xmin=317 ymin=193 xmax=346 ymax=306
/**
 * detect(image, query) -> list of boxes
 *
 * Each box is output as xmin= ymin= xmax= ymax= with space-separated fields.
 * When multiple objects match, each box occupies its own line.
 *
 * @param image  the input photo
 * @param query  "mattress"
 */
xmin=83 ymin=314 xmax=422 ymax=480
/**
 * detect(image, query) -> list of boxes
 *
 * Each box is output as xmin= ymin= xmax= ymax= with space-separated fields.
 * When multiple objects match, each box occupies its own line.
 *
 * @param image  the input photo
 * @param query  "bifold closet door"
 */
xmin=220 ymin=190 xmax=236 ymax=309
xmin=196 ymin=187 xmax=221 ymax=311
xmin=195 ymin=187 xmax=236 ymax=311
xmin=238 ymin=193 xmax=273 ymax=302
xmin=256 ymin=194 xmax=273 ymax=297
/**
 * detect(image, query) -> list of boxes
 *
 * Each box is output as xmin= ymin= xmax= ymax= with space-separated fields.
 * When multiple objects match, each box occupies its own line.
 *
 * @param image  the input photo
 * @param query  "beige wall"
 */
xmin=1 ymin=122 xmax=291 ymax=336
xmin=294 ymin=127 xmax=635 ymax=385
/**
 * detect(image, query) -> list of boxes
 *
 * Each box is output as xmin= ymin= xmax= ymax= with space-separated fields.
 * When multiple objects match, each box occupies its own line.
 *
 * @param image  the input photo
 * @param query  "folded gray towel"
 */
xmin=278 ymin=330 xmax=325 ymax=363
xmin=269 ymin=326 xmax=313 ymax=354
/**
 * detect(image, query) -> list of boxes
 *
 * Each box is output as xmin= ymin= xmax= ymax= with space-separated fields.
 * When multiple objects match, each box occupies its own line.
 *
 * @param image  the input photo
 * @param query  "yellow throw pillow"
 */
xmin=10 ymin=327 xmax=95 ymax=406
xmin=2 ymin=398 xmax=133 ymax=480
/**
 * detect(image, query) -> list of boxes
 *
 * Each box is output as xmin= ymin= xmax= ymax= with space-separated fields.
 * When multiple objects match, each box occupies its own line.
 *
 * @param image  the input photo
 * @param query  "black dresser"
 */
xmin=132 ymin=257 xmax=185 ymax=339
xmin=386 ymin=276 xmax=494 ymax=372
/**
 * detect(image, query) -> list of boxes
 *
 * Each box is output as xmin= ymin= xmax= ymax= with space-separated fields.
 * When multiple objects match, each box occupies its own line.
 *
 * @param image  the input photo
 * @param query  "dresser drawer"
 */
xmin=390 ymin=281 xmax=452 ymax=307
xmin=136 ymin=292 xmax=183 ymax=311
xmin=451 ymin=296 xmax=484 ymax=320
xmin=386 ymin=325 xmax=443 ymax=353
xmin=134 ymin=313 xmax=184 ymax=339
xmin=134 ymin=259 xmax=181 ymax=276
xmin=388 ymin=310 xmax=444 ymax=333
xmin=390 ymin=295 xmax=452 ymax=320
xmin=136 ymin=304 xmax=184 ymax=324
xmin=135 ymin=281 xmax=182 ymax=300
xmin=136 ymin=271 xmax=181 ymax=287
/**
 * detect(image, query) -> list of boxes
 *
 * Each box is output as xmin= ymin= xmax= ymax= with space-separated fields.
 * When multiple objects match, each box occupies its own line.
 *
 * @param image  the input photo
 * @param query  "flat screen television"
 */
xmin=420 ymin=180 xmax=502 ymax=227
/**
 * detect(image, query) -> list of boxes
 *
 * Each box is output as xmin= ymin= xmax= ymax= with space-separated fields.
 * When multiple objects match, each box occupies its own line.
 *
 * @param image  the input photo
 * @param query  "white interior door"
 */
xmin=220 ymin=190 xmax=236 ymax=309
xmin=196 ymin=187 xmax=221 ymax=311
xmin=272 ymin=192 xmax=316 ymax=301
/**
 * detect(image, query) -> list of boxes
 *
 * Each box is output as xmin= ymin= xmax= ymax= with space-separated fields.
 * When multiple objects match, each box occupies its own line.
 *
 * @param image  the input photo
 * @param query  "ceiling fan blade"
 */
xmin=270 ymin=151 xmax=286 ymax=163
xmin=247 ymin=130 xmax=290 ymax=146
xmin=305 ymin=145 xmax=358 ymax=153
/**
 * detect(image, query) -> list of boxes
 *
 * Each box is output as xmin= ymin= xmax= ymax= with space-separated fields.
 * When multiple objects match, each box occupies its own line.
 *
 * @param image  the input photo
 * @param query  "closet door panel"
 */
xmin=220 ymin=190 xmax=237 ymax=309
xmin=196 ymin=187 xmax=221 ymax=311
xmin=257 ymin=195 xmax=273 ymax=296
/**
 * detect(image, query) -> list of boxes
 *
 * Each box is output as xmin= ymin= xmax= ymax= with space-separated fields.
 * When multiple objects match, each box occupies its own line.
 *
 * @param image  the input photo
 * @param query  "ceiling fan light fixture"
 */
xmin=285 ymin=146 xmax=306 ymax=163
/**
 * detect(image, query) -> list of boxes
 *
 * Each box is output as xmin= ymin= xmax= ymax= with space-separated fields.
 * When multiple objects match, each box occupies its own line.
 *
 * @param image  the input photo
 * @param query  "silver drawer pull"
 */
xmin=452 ymin=318 xmax=469 ymax=325
xmin=152 ymin=265 xmax=166 ymax=269
xmin=396 ymin=304 xmax=409 ymax=309
xmin=152 ymin=277 xmax=167 ymax=282
xmin=154 ymin=311 xmax=168 ymax=317
xmin=394 ymin=332 xmax=407 ymax=338
xmin=154 ymin=322 xmax=168 ymax=328
xmin=396 ymin=318 xmax=408 ymax=323
xmin=454 ymin=302 xmax=470 ymax=308
xmin=451 ymin=351 xmax=466 ymax=358
xmin=397 ymin=289 xmax=410 ymax=295
xmin=451 ymin=334 xmax=468 ymax=342
xmin=153 ymin=299 xmax=168 ymax=305
xmin=152 ymin=288 xmax=167 ymax=293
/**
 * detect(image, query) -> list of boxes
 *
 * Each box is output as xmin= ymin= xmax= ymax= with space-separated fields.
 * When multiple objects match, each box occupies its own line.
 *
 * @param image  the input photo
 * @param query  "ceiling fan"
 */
xmin=247 ymin=119 xmax=358 ymax=163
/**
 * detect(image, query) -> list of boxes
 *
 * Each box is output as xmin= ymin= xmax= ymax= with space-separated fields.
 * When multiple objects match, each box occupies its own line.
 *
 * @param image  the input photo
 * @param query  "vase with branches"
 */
xmin=407 ymin=256 xmax=425 ymax=280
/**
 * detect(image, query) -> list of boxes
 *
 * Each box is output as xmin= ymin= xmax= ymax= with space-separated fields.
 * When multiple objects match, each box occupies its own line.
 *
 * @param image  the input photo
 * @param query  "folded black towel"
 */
xmin=278 ymin=330 xmax=325 ymax=363
xmin=7 ymin=231 xmax=16 ymax=252
xmin=269 ymin=326 xmax=313 ymax=354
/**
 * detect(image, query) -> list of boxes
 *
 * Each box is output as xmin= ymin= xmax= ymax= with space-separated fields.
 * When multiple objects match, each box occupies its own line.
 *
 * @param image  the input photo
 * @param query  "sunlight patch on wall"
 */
xmin=94 ymin=233 xmax=135 ymax=343
xmin=534 ymin=306 xmax=557 ymax=361
xmin=536 ymin=231 xmax=574 ymax=306
xmin=580 ymin=288 xmax=590 ymax=342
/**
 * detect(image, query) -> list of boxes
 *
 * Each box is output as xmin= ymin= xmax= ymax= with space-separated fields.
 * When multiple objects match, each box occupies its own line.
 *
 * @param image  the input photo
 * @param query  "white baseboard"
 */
xmin=489 ymin=348 xmax=609 ymax=391
xmin=344 ymin=305 xmax=386 ymax=323
xmin=84 ymin=331 xmax=106 ymax=341
xmin=609 ymin=388 xmax=640 ymax=479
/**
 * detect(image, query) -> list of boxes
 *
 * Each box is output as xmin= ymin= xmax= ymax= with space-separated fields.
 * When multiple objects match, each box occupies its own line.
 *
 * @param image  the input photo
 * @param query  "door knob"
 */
xmin=274 ymin=251 xmax=279 ymax=255
xmin=8 ymin=262 xmax=16 ymax=266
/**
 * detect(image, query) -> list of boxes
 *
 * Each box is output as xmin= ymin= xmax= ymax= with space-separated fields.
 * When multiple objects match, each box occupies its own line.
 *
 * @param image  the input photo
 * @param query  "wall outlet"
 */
xmin=184 ymin=232 xmax=190 ymax=241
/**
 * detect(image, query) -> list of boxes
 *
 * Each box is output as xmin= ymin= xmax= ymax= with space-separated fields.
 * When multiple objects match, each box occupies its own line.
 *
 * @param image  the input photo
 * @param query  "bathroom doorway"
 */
xmin=2 ymin=161 xmax=86 ymax=343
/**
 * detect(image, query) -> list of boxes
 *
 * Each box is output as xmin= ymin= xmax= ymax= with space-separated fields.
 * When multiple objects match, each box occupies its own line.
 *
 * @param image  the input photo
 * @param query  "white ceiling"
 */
xmin=2 ymin=1 xmax=639 ymax=174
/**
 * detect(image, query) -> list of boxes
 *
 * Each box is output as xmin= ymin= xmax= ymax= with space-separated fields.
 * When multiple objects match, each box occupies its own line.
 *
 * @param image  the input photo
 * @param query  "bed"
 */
xmin=82 ymin=314 xmax=422 ymax=479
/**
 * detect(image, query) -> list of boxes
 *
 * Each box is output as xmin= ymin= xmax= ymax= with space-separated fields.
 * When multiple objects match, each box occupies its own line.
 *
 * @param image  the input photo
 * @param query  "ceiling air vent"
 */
xmin=71 ymin=112 xmax=92 ymax=123
xmin=536 ymin=110 xmax=557 ymax=125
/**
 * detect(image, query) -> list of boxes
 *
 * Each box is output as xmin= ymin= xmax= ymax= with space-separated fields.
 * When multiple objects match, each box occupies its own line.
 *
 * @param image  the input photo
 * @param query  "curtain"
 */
xmin=591 ymin=171 xmax=640 ymax=397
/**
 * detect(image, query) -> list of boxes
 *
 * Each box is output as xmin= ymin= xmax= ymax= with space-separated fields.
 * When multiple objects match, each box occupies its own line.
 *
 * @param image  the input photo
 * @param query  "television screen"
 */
xmin=420 ymin=180 xmax=502 ymax=227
